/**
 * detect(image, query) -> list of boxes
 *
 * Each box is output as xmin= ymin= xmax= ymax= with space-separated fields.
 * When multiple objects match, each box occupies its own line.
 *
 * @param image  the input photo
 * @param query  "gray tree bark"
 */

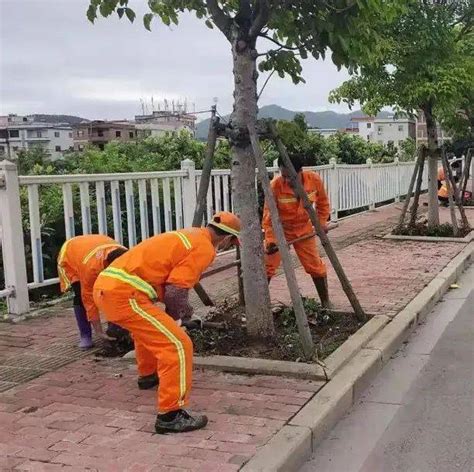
xmin=230 ymin=41 xmax=274 ymax=337
xmin=423 ymin=105 xmax=440 ymax=228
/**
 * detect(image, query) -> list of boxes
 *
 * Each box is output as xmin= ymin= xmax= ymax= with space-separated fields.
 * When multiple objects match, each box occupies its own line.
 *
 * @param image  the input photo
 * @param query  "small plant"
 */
xmin=393 ymin=222 xmax=470 ymax=238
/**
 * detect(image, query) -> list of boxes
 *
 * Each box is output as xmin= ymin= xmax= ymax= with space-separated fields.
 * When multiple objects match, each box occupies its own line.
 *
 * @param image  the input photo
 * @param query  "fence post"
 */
xmin=329 ymin=157 xmax=339 ymax=222
xmin=181 ymin=159 xmax=197 ymax=227
xmin=394 ymin=156 xmax=400 ymax=202
xmin=366 ymin=158 xmax=376 ymax=210
xmin=0 ymin=160 xmax=30 ymax=315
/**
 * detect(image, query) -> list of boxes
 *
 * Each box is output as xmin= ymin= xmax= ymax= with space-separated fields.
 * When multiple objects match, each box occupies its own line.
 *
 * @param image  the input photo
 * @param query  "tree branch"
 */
xmin=249 ymin=0 xmax=270 ymax=39
xmin=206 ymin=0 xmax=232 ymax=39
xmin=257 ymin=69 xmax=276 ymax=100
xmin=258 ymin=33 xmax=300 ymax=50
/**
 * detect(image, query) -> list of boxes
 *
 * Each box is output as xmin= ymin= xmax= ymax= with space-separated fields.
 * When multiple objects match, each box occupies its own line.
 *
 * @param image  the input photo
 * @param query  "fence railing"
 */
xmin=0 ymin=156 xmax=434 ymax=315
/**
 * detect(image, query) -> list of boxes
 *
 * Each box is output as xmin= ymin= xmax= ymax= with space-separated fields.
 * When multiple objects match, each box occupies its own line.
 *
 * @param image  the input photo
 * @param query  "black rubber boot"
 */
xmin=155 ymin=410 xmax=208 ymax=434
xmin=137 ymin=373 xmax=159 ymax=390
xmin=312 ymin=276 xmax=332 ymax=309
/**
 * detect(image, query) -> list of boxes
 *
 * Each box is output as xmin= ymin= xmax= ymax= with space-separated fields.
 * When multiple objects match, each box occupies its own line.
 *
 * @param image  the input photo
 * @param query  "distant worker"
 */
xmin=58 ymin=234 xmax=128 ymax=349
xmin=437 ymin=166 xmax=445 ymax=190
xmin=93 ymin=212 xmax=240 ymax=434
xmin=263 ymin=154 xmax=331 ymax=308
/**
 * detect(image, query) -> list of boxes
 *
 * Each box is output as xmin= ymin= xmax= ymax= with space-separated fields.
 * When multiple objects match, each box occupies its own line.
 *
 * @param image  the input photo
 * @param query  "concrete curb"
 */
xmin=240 ymin=242 xmax=473 ymax=472
xmin=383 ymin=230 xmax=473 ymax=243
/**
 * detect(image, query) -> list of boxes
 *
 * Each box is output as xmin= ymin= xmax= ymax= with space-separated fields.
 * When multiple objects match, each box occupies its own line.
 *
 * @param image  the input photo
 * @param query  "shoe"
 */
xmin=138 ymin=373 xmax=159 ymax=390
xmin=73 ymin=305 xmax=93 ymax=350
xmin=78 ymin=335 xmax=93 ymax=349
xmin=155 ymin=410 xmax=208 ymax=434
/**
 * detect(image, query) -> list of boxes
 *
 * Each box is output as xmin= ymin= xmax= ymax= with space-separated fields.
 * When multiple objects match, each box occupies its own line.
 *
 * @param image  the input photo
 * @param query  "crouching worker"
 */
xmin=93 ymin=212 xmax=240 ymax=434
xmin=264 ymin=154 xmax=332 ymax=308
xmin=57 ymin=234 xmax=128 ymax=349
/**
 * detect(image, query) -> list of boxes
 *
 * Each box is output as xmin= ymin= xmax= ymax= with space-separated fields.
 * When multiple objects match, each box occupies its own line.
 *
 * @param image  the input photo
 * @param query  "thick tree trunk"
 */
xmin=230 ymin=42 xmax=274 ymax=337
xmin=423 ymin=105 xmax=440 ymax=228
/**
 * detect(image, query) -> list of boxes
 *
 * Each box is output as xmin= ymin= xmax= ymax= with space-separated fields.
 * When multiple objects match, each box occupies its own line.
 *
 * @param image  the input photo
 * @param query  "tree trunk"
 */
xmin=423 ymin=105 xmax=440 ymax=228
xmin=230 ymin=42 xmax=274 ymax=337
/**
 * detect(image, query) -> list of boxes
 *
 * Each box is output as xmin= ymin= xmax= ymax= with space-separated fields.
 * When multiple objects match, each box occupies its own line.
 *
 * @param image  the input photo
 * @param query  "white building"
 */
xmin=0 ymin=115 xmax=74 ymax=160
xmin=134 ymin=111 xmax=196 ymax=138
xmin=308 ymin=128 xmax=339 ymax=139
xmin=350 ymin=116 xmax=416 ymax=147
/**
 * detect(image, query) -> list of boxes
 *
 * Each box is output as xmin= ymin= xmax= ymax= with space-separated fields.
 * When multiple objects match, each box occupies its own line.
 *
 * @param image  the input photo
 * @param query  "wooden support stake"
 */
xmin=249 ymin=125 xmax=315 ymax=359
xmin=409 ymin=148 xmax=426 ymax=227
xmin=236 ymin=245 xmax=245 ymax=306
xmin=192 ymin=105 xmax=219 ymax=307
xmin=440 ymin=149 xmax=459 ymax=236
xmin=397 ymin=147 xmax=424 ymax=230
xmin=442 ymin=148 xmax=470 ymax=230
xmin=460 ymin=149 xmax=472 ymax=204
xmin=268 ymin=121 xmax=367 ymax=322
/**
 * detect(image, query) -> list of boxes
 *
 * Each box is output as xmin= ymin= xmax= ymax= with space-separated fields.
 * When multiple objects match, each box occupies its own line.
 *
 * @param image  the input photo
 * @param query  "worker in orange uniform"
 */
xmin=93 ymin=212 xmax=240 ymax=434
xmin=263 ymin=154 xmax=331 ymax=308
xmin=58 ymin=234 xmax=128 ymax=349
xmin=437 ymin=166 xmax=445 ymax=190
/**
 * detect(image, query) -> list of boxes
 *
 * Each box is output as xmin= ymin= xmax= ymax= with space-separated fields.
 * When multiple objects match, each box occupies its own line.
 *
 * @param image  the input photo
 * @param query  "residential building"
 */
xmin=0 ymin=114 xmax=73 ymax=160
xmin=416 ymin=113 xmax=450 ymax=147
xmin=348 ymin=117 xmax=374 ymax=141
xmin=73 ymin=121 xmax=137 ymax=151
xmin=134 ymin=111 xmax=196 ymax=138
xmin=350 ymin=116 xmax=416 ymax=147
xmin=308 ymin=128 xmax=339 ymax=139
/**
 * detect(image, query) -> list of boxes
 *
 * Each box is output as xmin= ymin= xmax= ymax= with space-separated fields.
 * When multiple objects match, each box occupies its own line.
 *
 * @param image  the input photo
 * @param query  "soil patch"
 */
xmin=392 ymin=222 xmax=471 ymax=238
xmin=189 ymin=298 xmax=367 ymax=363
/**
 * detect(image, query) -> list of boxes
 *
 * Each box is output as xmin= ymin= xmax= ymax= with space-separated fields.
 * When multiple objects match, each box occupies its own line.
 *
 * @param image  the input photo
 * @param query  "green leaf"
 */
xmin=117 ymin=7 xmax=125 ymax=18
xmin=205 ymin=19 xmax=213 ymax=29
xmin=86 ymin=4 xmax=97 ymax=22
xmin=125 ymin=7 xmax=135 ymax=22
xmin=143 ymin=13 xmax=154 ymax=31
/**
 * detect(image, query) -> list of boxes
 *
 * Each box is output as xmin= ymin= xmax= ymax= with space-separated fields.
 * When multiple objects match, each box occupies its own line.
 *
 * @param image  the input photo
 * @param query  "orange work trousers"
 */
xmin=93 ymin=287 xmax=192 ymax=413
xmin=266 ymin=227 xmax=326 ymax=279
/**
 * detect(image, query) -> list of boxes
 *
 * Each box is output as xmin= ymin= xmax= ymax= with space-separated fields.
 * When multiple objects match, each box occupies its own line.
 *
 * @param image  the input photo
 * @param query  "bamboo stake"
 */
xmin=409 ymin=149 xmax=426 ymax=227
xmin=397 ymin=147 xmax=424 ymax=230
xmin=440 ymin=150 xmax=459 ymax=236
xmin=249 ymin=125 xmax=315 ymax=359
xmin=268 ymin=121 xmax=367 ymax=322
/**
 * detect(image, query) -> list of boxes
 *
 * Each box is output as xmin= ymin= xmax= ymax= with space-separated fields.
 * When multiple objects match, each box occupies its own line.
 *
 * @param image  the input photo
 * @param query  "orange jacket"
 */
xmin=438 ymin=184 xmax=449 ymax=199
xmin=57 ymin=235 xmax=125 ymax=320
xmin=94 ymin=228 xmax=216 ymax=301
xmin=262 ymin=170 xmax=330 ymax=244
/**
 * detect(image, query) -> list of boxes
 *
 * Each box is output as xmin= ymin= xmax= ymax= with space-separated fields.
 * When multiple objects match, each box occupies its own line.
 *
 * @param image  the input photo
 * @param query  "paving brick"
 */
xmin=13 ymin=460 xmax=65 ymax=471
xmin=14 ymin=446 xmax=60 ymax=462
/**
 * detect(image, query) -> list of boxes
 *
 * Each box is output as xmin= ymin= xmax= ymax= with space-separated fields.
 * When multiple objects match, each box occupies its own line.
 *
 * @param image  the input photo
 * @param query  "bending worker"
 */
xmin=93 ymin=212 xmax=240 ymax=434
xmin=57 ymin=234 xmax=128 ymax=349
xmin=263 ymin=154 xmax=331 ymax=308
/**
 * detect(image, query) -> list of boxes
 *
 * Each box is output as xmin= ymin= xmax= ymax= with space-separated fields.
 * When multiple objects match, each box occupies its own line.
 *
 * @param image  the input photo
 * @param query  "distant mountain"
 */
xmin=196 ymin=105 xmax=391 ymax=139
xmin=30 ymin=114 xmax=90 ymax=125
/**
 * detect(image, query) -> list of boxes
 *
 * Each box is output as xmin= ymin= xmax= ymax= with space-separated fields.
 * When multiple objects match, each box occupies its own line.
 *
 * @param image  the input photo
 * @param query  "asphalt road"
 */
xmin=301 ymin=265 xmax=474 ymax=472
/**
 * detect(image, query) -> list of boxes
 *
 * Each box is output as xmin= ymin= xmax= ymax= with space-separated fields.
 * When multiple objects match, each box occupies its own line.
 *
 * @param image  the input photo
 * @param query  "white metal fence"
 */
xmin=0 ymin=156 xmax=433 ymax=315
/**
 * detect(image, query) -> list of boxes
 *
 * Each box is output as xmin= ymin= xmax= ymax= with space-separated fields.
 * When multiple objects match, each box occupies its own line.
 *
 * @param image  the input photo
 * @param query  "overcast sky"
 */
xmin=0 ymin=0 xmax=353 ymax=121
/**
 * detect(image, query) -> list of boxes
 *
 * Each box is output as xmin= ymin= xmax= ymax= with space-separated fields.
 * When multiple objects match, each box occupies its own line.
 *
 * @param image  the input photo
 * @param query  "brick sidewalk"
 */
xmin=0 ymin=203 xmax=472 ymax=471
